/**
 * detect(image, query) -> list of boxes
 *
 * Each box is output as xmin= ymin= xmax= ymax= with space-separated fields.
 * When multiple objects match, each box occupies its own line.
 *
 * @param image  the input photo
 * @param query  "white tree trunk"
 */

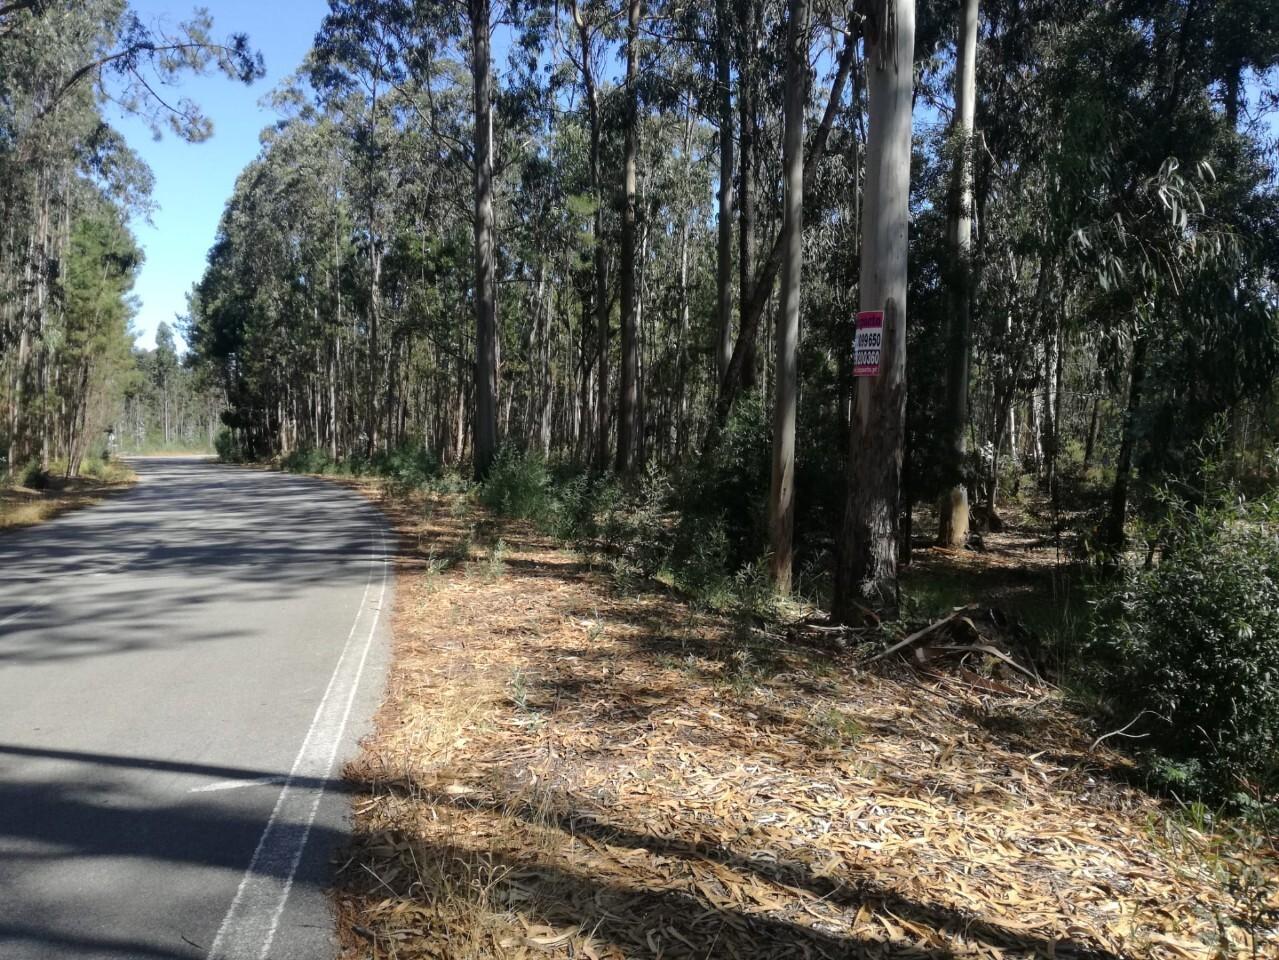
xmin=939 ymin=0 xmax=978 ymax=547
xmin=768 ymin=0 xmax=807 ymax=592
xmin=834 ymin=0 xmax=916 ymax=621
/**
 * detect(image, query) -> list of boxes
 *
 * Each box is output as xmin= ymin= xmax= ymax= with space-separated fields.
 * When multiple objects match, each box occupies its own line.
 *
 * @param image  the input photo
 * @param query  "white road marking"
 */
xmin=207 ymin=518 xmax=388 ymax=960
xmin=189 ymin=776 xmax=287 ymax=794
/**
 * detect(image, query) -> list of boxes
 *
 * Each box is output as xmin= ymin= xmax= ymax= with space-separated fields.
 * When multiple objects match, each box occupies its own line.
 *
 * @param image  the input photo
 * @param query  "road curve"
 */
xmin=0 ymin=457 xmax=393 ymax=959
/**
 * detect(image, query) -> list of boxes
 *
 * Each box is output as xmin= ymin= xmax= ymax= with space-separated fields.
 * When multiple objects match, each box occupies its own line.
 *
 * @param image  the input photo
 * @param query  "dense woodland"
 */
xmin=184 ymin=0 xmax=1279 ymax=596
xmin=3 ymin=1 xmax=1279 ymax=799
xmin=0 ymin=0 xmax=258 ymax=472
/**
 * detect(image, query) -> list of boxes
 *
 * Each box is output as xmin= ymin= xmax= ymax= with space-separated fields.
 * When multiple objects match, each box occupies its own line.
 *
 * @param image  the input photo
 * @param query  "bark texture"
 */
xmin=834 ymin=0 xmax=915 ymax=623
xmin=616 ymin=0 xmax=643 ymax=474
xmin=470 ymin=0 xmax=499 ymax=479
xmin=938 ymin=0 xmax=978 ymax=548
xmin=768 ymin=0 xmax=806 ymax=592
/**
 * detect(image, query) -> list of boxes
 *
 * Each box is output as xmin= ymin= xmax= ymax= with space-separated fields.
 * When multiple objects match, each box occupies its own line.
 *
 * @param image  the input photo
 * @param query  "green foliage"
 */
xmin=279 ymin=444 xmax=445 ymax=493
xmin=478 ymin=447 xmax=557 ymax=523
xmin=214 ymin=428 xmax=245 ymax=463
xmin=673 ymin=394 xmax=770 ymax=574
xmin=598 ymin=465 xmax=673 ymax=580
xmin=372 ymin=446 xmax=442 ymax=490
xmin=280 ymin=448 xmax=336 ymax=474
xmin=806 ymin=704 xmax=866 ymax=749
xmin=1088 ymin=450 xmax=1279 ymax=803
xmin=19 ymin=460 xmax=49 ymax=490
xmin=77 ymin=457 xmax=131 ymax=484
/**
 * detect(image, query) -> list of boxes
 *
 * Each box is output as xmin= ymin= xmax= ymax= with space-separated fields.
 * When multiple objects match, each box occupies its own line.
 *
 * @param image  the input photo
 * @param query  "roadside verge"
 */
xmin=1 ymin=463 xmax=136 ymax=533
xmin=324 ymin=480 xmax=1270 ymax=960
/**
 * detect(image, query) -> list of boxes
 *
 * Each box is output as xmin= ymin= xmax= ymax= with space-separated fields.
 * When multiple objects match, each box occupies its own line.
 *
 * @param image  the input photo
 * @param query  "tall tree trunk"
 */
xmin=714 ymin=0 xmax=734 ymax=386
xmin=1083 ymin=392 xmax=1100 ymax=471
xmin=737 ymin=0 xmax=760 ymax=389
xmin=675 ymin=95 xmax=694 ymax=460
xmin=938 ymin=0 xmax=978 ymax=548
xmin=470 ymin=0 xmax=499 ymax=479
xmin=833 ymin=0 xmax=915 ymax=623
xmin=1103 ymin=332 xmax=1147 ymax=552
xmin=768 ymin=0 xmax=806 ymax=592
xmin=1223 ymin=59 xmax=1242 ymax=128
xmin=572 ymin=0 xmax=610 ymax=472
xmin=616 ymin=0 xmax=643 ymax=474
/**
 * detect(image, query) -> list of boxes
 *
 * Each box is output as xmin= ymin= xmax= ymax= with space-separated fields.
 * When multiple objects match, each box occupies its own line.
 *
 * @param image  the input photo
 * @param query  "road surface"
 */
xmin=0 ymin=457 xmax=392 ymax=959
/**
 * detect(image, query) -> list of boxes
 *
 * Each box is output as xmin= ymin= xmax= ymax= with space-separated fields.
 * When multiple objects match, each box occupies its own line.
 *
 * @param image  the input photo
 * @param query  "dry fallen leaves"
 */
xmin=332 ymin=484 xmax=1278 ymax=960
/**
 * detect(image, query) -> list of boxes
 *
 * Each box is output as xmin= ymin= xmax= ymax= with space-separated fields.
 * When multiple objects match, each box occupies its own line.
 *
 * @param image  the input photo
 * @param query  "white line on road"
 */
xmin=189 ymin=776 xmax=287 ymax=794
xmin=207 ymin=516 xmax=388 ymax=960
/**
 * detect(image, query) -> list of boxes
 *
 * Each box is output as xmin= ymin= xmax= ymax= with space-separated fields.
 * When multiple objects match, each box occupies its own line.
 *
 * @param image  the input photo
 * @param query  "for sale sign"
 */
xmin=854 ymin=311 xmax=884 ymax=377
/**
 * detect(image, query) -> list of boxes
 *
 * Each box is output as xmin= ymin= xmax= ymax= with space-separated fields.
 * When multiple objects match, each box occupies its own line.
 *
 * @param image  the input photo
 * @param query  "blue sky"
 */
xmin=113 ymin=0 xmax=329 ymax=350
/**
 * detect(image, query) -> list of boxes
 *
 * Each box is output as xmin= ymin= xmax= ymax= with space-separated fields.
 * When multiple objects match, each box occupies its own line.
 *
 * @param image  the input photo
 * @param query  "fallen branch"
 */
xmin=866 ymin=607 xmax=976 ymax=663
xmin=932 ymin=643 xmax=1043 ymax=683
xmin=1090 ymin=710 xmax=1159 ymax=752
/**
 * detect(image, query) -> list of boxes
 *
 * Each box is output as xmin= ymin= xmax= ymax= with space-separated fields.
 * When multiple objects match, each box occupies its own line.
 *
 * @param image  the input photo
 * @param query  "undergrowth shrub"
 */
xmin=78 ymin=457 xmax=131 ymax=483
xmin=281 ymin=448 xmax=336 ymax=474
xmin=673 ymin=394 xmax=770 ymax=573
xmin=598 ymin=464 xmax=672 ymax=579
xmin=480 ymin=447 xmax=556 ymax=523
xmin=19 ymin=460 xmax=48 ymax=489
xmin=476 ymin=408 xmax=779 ymax=617
xmin=281 ymin=444 xmax=446 ymax=492
xmin=214 ymin=427 xmax=245 ymax=463
xmin=1088 ymin=455 xmax=1279 ymax=806
xmin=375 ymin=446 xmax=440 ymax=488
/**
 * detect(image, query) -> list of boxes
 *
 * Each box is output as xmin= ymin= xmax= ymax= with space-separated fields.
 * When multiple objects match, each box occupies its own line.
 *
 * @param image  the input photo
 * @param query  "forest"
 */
xmin=169 ymin=0 xmax=1279 ymax=799
xmin=3 ymin=1 xmax=1279 ymax=955
xmin=4 ymin=0 xmax=1279 ymax=867
xmin=180 ymin=0 xmax=1279 ymax=597
xmin=0 ymin=0 xmax=253 ymax=478
xmin=8 ymin=0 xmax=1279 ymax=779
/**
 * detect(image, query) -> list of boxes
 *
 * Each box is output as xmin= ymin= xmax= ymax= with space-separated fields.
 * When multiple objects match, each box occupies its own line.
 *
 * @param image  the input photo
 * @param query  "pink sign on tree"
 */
xmin=854 ymin=311 xmax=884 ymax=377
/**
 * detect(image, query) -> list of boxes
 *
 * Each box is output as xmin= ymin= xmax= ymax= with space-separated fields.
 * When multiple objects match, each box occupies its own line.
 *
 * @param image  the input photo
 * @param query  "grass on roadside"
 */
xmin=1 ymin=459 xmax=136 ymax=532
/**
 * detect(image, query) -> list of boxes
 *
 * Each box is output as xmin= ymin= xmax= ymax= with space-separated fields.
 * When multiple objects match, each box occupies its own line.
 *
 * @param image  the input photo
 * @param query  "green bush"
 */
xmin=214 ymin=427 xmax=244 ymax=463
xmin=673 ymin=394 xmax=770 ymax=572
xmin=598 ymin=464 xmax=673 ymax=578
xmin=280 ymin=444 xmax=442 ymax=491
xmin=480 ymin=447 xmax=556 ymax=523
xmin=1088 ymin=469 xmax=1279 ymax=804
xmin=281 ymin=448 xmax=336 ymax=474
xmin=19 ymin=460 xmax=48 ymax=489
xmin=78 ymin=457 xmax=130 ymax=483
xmin=374 ymin=446 xmax=440 ymax=488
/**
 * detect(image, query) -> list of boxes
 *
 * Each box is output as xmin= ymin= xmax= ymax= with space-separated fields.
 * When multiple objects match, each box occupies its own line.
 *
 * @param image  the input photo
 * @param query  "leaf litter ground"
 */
xmin=331 ymin=485 xmax=1276 ymax=960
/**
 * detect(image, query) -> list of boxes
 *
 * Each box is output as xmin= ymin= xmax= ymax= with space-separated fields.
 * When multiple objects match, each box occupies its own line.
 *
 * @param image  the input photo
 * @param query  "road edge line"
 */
xmin=207 ymin=512 xmax=389 ymax=960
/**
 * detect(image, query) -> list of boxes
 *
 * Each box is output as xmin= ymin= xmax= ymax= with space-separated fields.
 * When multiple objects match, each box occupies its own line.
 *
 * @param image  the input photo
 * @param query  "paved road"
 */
xmin=0 ymin=458 xmax=392 ymax=959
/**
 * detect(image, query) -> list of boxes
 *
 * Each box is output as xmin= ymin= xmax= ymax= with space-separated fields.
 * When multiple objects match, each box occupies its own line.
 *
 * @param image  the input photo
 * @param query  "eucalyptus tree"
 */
xmin=833 ymin=0 xmax=916 ymax=622
xmin=712 ymin=14 xmax=858 ymax=428
xmin=937 ymin=0 xmax=978 ymax=547
xmin=615 ymin=0 xmax=645 ymax=473
xmin=0 ymin=0 xmax=260 ymax=475
xmin=767 ymin=0 xmax=806 ymax=591
xmin=562 ymin=0 xmax=615 ymax=472
xmin=178 ymin=0 xmax=1279 ymax=628
xmin=54 ymin=197 xmax=140 ymax=471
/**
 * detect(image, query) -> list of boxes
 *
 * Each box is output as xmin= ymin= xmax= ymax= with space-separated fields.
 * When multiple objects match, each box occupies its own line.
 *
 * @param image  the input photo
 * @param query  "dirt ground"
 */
xmin=0 ymin=470 xmax=135 ymax=532
xmin=330 ymin=483 xmax=1276 ymax=960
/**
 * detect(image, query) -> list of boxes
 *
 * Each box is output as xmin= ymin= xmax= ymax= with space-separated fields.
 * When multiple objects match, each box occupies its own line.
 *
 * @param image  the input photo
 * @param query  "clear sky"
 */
xmin=113 ymin=0 xmax=329 ymax=350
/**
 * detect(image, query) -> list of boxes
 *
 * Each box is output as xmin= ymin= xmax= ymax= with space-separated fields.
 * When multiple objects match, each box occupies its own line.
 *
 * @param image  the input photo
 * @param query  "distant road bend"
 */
xmin=0 ymin=457 xmax=393 ymax=960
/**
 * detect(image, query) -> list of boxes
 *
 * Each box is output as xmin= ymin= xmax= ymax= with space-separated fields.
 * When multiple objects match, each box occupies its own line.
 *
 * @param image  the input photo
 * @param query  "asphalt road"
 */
xmin=0 ymin=457 xmax=392 ymax=959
